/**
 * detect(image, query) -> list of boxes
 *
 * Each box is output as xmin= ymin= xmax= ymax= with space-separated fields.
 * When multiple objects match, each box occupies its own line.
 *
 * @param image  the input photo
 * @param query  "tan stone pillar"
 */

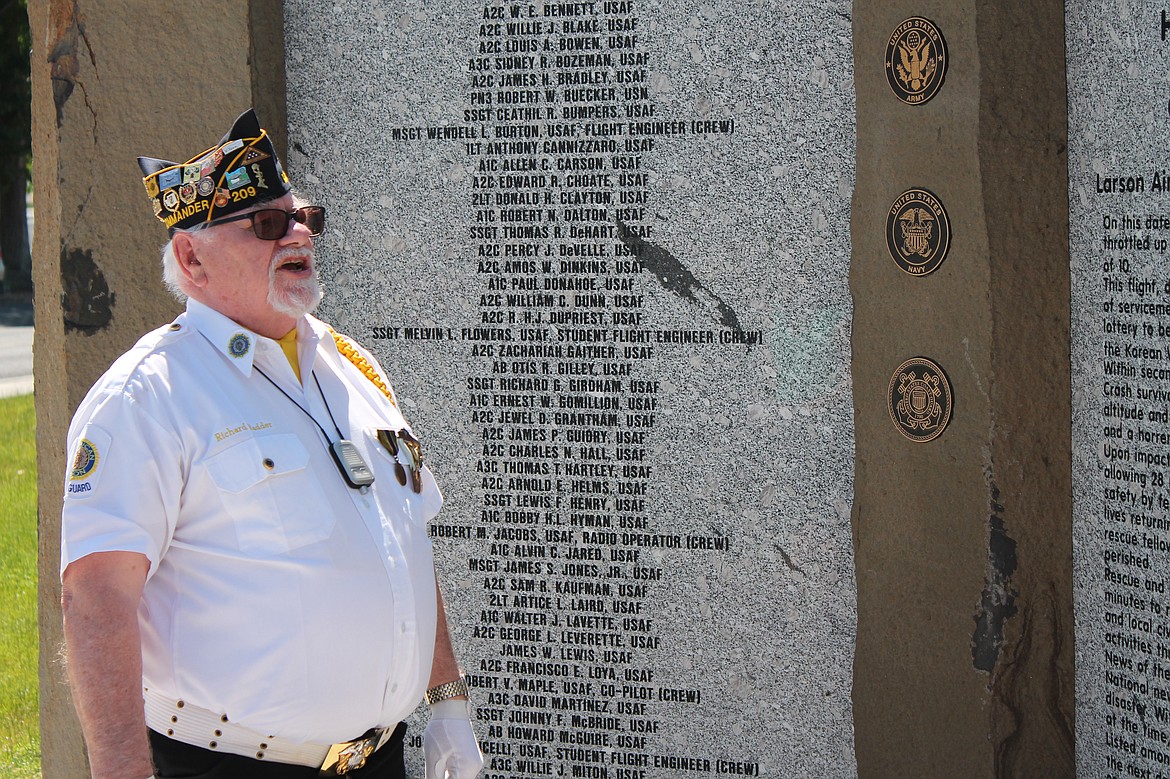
xmin=29 ymin=2 xmax=284 ymax=774
xmin=850 ymin=2 xmax=1073 ymax=777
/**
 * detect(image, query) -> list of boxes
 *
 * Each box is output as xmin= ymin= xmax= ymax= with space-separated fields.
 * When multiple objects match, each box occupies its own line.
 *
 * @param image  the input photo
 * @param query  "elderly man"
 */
xmin=60 ymin=109 xmax=483 ymax=779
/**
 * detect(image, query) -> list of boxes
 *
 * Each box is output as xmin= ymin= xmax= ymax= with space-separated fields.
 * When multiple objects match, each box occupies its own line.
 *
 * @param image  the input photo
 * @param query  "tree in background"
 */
xmin=0 ymin=0 xmax=31 ymax=293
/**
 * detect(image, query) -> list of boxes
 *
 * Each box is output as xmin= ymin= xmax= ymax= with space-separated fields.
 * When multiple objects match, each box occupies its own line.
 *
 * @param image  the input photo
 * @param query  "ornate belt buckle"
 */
xmin=320 ymin=733 xmax=377 ymax=776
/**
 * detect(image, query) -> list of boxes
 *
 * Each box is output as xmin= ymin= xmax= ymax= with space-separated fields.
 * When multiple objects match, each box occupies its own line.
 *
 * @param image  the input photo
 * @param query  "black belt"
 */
xmin=149 ymin=722 xmax=407 ymax=778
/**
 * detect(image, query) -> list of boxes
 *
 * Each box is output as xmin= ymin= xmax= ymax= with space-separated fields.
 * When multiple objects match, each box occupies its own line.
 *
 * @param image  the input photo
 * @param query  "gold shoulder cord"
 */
xmin=329 ymin=330 xmax=398 ymax=408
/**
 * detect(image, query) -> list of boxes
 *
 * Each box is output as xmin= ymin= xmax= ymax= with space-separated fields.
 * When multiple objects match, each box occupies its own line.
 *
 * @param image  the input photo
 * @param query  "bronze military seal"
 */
xmin=885 ymin=17 xmax=948 ymax=105
xmin=886 ymin=187 xmax=951 ymax=276
xmin=887 ymin=357 xmax=953 ymax=442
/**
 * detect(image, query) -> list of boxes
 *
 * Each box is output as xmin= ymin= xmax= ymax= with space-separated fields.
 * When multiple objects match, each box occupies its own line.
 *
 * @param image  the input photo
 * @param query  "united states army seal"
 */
xmin=887 ymin=357 xmax=952 ymax=442
xmin=885 ymin=17 xmax=948 ymax=105
xmin=886 ymin=188 xmax=951 ymax=276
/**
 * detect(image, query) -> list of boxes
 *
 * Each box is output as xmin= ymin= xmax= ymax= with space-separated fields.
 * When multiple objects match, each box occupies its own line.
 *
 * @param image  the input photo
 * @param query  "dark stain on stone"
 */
xmin=49 ymin=46 xmax=75 ymax=126
xmin=61 ymin=247 xmax=114 ymax=332
xmin=47 ymin=3 xmax=95 ymax=128
xmin=777 ymin=546 xmax=805 ymax=575
xmin=614 ymin=219 xmax=745 ymax=338
xmin=972 ymin=480 xmax=1019 ymax=671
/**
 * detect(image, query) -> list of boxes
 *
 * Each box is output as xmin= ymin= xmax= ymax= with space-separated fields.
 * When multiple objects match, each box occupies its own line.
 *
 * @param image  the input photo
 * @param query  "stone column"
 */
xmin=850 ymin=2 xmax=1073 ymax=777
xmin=29 ymin=2 xmax=284 ymax=775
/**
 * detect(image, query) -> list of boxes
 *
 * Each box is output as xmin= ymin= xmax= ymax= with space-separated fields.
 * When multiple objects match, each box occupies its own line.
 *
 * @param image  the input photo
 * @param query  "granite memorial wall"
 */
xmin=1069 ymin=2 xmax=1170 ymax=776
xmin=285 ymin=1 xmax=857 ymax=776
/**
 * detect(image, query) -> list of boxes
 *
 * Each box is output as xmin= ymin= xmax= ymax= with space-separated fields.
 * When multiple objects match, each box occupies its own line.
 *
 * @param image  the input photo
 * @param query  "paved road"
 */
xmin=0 ymin=205 xmax=35 ymax=397
xmin=0 ymin=295 xmax=34 ymax=398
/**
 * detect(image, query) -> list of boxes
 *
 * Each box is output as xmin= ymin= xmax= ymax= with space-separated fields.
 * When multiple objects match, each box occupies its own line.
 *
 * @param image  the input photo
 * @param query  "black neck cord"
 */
xmin=253 ymin=364 xmax=376 ymax=491
xmin=253 ymin=366 xmax=345 ymax=443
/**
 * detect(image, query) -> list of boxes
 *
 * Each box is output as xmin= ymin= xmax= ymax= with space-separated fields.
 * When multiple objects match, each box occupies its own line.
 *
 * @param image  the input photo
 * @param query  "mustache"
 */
xmin=270 ymin=245 xmax=314 ymax=271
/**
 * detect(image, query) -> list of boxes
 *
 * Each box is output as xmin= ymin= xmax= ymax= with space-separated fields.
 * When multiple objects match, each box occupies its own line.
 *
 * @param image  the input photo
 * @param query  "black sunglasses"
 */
xmin=211 ymin=206 xmax=326 ymax=240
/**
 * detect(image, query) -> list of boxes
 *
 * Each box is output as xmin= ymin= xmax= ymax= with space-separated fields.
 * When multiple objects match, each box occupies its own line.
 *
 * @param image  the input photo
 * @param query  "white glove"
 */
xmin=423 ymin=699 xmax=483 ymax=779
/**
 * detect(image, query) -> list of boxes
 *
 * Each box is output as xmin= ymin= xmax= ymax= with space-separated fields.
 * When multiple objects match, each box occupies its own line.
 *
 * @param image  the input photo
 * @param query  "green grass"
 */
xmin=0 ymin=394 xmax=39 ymax=778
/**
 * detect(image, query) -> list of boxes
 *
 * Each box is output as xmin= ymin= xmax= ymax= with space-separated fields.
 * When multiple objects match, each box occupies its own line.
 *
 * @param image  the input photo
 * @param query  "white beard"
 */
xmin=268 ymin=246 xmax=324 ymax=318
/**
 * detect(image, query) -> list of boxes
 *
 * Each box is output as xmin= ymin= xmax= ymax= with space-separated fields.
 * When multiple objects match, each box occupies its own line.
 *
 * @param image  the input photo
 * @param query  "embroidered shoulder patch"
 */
xmin=70 ymin=440 xmax=99 ymax=480
xmin=66 ymin=425 xmax=113 ymax=498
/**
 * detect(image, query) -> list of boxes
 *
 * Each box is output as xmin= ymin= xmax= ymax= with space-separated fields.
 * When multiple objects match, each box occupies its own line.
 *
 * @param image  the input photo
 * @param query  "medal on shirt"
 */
xmin=376 ymin=428 xmax=424 ymax=493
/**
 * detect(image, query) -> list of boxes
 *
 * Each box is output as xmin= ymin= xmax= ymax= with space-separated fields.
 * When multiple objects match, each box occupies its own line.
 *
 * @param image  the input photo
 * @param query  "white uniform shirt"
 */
xmin=62 ymin=299 xmax=441 ymax=744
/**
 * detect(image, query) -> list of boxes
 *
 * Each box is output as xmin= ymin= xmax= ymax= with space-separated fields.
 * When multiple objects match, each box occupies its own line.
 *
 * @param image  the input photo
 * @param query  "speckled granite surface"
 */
xmin=286 ymin=2 xmax=857 ymax=774
xmin=1068 ymin=2 xmax=1170 ymax=775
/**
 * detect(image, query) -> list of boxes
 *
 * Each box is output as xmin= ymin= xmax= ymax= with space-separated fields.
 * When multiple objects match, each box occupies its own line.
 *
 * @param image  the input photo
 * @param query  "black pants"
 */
xmin=149 ymin=724 xmax=407 ymax=779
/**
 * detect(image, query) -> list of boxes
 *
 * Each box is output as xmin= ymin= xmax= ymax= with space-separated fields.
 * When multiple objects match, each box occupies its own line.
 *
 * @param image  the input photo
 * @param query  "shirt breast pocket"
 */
xmin=204 ymin=433 xmax=337 ymax=555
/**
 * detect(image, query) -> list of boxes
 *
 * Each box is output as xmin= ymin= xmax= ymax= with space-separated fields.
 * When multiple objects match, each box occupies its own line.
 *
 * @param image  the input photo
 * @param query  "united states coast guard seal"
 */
xmin=887 ymin=357 xmax=952 ymax=442
xmin=885 ymin=17 xmax=948 ymax=105
xmin=886 ymin=188 xmax=951 ymax=276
